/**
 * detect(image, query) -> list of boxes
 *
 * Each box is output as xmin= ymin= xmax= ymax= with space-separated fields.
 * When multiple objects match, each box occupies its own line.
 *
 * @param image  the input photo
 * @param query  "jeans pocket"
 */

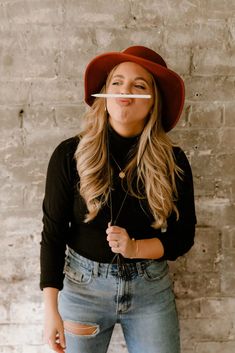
xmin=143 ymin=261 xmax=169 ymax=282
xmin=64 ymin=261 xmax=92 ymax=285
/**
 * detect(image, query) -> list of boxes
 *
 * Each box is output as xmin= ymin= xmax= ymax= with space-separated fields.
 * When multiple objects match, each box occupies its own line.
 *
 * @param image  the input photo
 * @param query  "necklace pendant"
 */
xmin=119 ymin=171 xmax=126 ymax=179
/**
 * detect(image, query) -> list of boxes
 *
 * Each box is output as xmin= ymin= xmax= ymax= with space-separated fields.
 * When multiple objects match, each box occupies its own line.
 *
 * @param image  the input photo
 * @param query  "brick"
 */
xmin=186 ymin=228 xmax=220 ymax=272
xmin=95 ymin=27 xmax=164 ymax=53
xmin=220 ymin=252 xmax=235 ymax=273
xmin=196 ymin=199 xmax=235 ymax=227
xmin=0 ymin=255 xmax=39 ymax=282
xmin=132 ymin=0 xmax=235 ymax=22
xmin=193 ymin=48 xmax=235 ymax=75
xmin=214 ymin=179 xmax=235 ymax=201
xmin=216 ymin=154 xmax=235 ymax=180
xmin=0 ymin=324 xmax=42 ymax=345
xmin=180 ymin=317 xmax=234 ymax=341
xmin=199 ymin=0 xmax=235 ymax=13
xmin=9 ymin=302 xmax=43 ymax=323
xmin=195 ymin=341 xmax=235 ymax=353
xmin=31 ymin=79 xmax=82 ymax=104
xmin=0 ymin=0 xmax=63 ymax=25
xmin=168 ymin=256 xmax=186 ymax=274
xmin=173 ymin=272 xmax=220 ymax=298
xmin=188 ymin=103 xmax=223 ymax=128
xmin=200 ymin=297 xmax=235 ymax=317
xmin=193 ymin=176 xmax=217 ymax=198
xmin=185 ymin=76 xmax=235 ymax=102
xmin=171 ymin=128 xmax=221 ymax=155
xmin=191 ymin=153 xmax=235 ymax=180
xmin=0 ymin=156 xmax=46 ymax=210
xmin=224 ymin=103 xmax=235 ymax=127
xmin=222 ymin=227 xmax=235 ymax=249
xmin=0 ymin=25 xmax=61 ymax=79
xmin=0 ymin=107 xmax=23 ymax=130
xmin=162 ymin=47 xmax=191 ymax=75
xmin=0 ymin=130 xmax=25 ymax=159
xmin=65 ymin=0 xmax=131 ymax=27
xmin=0 ymin=303 xmax=8 ymax=322
xmin=190 ymin=154 xmax=218 ymax=178
xmin=61 ymin=26 xmax=97 ymax=78
xmin=221 ymin=274 xmax=235 ymax=295
xmin=131 ymin=0 xmax=193 ymax=24
xmin=0 ymin=81 xmax=31 ymax=105
xmin=176 ymin=299 xmax=201 ymax=319
xmin=55 ymin=104 xmax=85 ymax=130
xmin=1 ymin=231 xmax=40 ymax=258
xmin=0 ymin=347 xmax=22 ymax=353
xmin=20 ymin=345 xmax=52 ymax=353
xmin=0 ymin=279 xmax=41 ymax=303
xmin=165 ymin=21 xmax=228 ymax=49
xmin=219 ymin=128 xmax=235 ymax=153
xmin=229 ymin=18 xmax=235 ymax=41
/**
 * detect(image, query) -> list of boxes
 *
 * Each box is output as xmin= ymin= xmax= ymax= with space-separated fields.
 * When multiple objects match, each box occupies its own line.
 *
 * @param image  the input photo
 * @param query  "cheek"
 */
xmin=137 ymin=102 xmax=153 ymax=116
xmin=106 ymin=100 xmax=115 ymax=115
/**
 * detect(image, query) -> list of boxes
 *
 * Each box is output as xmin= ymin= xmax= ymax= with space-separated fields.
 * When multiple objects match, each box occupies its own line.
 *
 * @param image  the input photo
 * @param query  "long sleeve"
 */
xmin=157 ymin=148 xmax=197 ymax=260
xmin=40 ymin=137 xmax=78 ymax=290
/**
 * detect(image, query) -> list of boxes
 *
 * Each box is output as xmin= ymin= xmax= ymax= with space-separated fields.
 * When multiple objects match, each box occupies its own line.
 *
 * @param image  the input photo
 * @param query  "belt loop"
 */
xmin=136 ymin=261 xmax=144 ymax=276
xmin=93 ymin=261 xmax=99 ymax=278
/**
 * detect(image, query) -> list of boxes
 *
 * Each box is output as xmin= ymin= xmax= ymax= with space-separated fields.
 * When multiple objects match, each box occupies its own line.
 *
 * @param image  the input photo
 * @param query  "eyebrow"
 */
xmin=112 ymin=74 xmax=151 ymax=85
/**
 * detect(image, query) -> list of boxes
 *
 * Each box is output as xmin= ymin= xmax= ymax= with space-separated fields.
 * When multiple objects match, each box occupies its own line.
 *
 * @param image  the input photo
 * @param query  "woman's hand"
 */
xmin=106 ymin=223 xmax=137 ymax=258
xmin=44 ymin=309 xmax=66 ymax=353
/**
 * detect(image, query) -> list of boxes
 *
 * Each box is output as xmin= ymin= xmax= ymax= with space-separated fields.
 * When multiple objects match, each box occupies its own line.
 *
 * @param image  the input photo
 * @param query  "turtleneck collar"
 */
xmin=108 ymin=123 xmax=140 ymax=144
xmin=108 ymin=124 xmax=141 ymax=162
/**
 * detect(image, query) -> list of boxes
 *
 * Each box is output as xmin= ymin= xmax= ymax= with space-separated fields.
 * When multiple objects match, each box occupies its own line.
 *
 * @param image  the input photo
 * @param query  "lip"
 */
xmin=116 ymin=98 xmax=132 ymax=105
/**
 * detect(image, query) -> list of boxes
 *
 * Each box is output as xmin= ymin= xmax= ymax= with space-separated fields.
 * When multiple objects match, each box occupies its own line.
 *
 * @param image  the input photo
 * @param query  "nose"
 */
xmin=120 ymin=82 xmax=132 ymax=94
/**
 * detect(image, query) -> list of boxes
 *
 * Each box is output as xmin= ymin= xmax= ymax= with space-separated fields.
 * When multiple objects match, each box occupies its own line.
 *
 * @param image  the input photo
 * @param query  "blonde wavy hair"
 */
xmin=75 ymin=66 xmax=182 ymax=229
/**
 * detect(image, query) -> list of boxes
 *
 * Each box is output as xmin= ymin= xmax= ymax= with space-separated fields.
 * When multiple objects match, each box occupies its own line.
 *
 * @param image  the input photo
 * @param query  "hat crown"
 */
xmin=123 ymin=46 xmax=167 ymax=68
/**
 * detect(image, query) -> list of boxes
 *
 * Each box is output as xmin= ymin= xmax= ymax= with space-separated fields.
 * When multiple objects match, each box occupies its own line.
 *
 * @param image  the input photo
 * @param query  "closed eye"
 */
xmin=111 ymin=81 xmax=122 ymax=86
xmin=135 ymin=84 xmax=146 ymax=89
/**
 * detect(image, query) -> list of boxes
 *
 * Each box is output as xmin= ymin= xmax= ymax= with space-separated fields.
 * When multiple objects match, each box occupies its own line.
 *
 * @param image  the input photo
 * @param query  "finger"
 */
xmin=111 ymin=246 xmax=120 ymax=254
xmin=106 ymin=225 xmax=122 ymax=233
xmin=107 ymin=233 xmax=119 ymax=241
xmin=109 ymin=240 xmax=121 ymax=248
xmin=49 ymin=338 xmax=62 ymax=352
xmin=59 ymin=330 xmax=66 ymax=349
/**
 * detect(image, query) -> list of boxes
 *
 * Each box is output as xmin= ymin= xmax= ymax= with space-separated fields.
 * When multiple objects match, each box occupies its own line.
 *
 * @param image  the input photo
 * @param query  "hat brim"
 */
xmin=84 ymin=52 xmax=185 ymax=132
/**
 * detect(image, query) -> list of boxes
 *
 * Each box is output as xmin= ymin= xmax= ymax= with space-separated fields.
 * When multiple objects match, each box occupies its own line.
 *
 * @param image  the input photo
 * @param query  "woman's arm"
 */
xmin=40 ymin=138 xmax=78 ymax=290
xmin=40 ymin=139 xmax=78 ymax=351
xmin=43 ymin=287 xmax=66 ymax=353
xmin=106 ymin=225 xmax=164 ymax=259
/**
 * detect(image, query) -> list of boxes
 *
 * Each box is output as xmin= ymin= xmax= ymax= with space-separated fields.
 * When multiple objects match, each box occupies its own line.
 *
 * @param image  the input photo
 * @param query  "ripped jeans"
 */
xmin=58 ymin=248 xmax=180 ymax=353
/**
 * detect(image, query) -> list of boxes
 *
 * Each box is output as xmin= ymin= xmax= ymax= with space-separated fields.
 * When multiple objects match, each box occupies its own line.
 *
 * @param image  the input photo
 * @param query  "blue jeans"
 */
xmin=58 ymin=248 xmax=180 ymax=353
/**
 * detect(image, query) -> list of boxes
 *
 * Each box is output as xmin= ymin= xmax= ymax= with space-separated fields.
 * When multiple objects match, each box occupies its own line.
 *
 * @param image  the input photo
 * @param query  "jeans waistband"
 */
xmin=66 ymin=247 xmax=162 ymax=279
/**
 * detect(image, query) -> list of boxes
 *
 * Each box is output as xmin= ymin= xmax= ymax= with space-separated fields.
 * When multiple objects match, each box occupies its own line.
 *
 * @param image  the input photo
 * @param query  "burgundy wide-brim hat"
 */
xmin=84 ymin=46 xmax=185 ymax=132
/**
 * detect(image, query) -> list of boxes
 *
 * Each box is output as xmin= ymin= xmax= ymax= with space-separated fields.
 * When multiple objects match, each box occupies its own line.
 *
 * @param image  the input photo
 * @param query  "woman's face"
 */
xmin=106 ymin=62 xmax=154 ymax=137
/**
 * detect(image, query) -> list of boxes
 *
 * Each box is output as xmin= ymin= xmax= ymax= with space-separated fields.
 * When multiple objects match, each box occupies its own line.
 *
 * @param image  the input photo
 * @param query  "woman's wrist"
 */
xmin=130 ymin=238 xmax=164 ymax=260
xmin=43 ymin=287 xmax=59 ymax=312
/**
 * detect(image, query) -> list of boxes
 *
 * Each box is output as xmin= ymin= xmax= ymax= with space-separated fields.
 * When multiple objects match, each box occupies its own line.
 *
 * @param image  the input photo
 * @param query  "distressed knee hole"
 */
xmin=64 ymin=320 xmax=99 ymax=336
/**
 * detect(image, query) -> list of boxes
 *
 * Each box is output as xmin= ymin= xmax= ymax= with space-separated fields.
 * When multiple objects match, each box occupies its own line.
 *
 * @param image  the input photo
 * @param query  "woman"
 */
xmin=40 ymin=46 xmax=196 ymax=353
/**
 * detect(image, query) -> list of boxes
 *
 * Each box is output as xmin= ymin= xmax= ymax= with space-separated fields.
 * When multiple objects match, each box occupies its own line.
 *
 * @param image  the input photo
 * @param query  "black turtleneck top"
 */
xmin=40 ymin=127 xmax=197 ymax=290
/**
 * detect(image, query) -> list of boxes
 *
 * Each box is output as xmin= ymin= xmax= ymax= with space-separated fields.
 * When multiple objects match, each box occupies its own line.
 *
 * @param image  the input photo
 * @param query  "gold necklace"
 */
xmin=107 ymin=126 xmax=147 ymax=275
xmin=111 ymin=154 xmax=126 ymax=179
